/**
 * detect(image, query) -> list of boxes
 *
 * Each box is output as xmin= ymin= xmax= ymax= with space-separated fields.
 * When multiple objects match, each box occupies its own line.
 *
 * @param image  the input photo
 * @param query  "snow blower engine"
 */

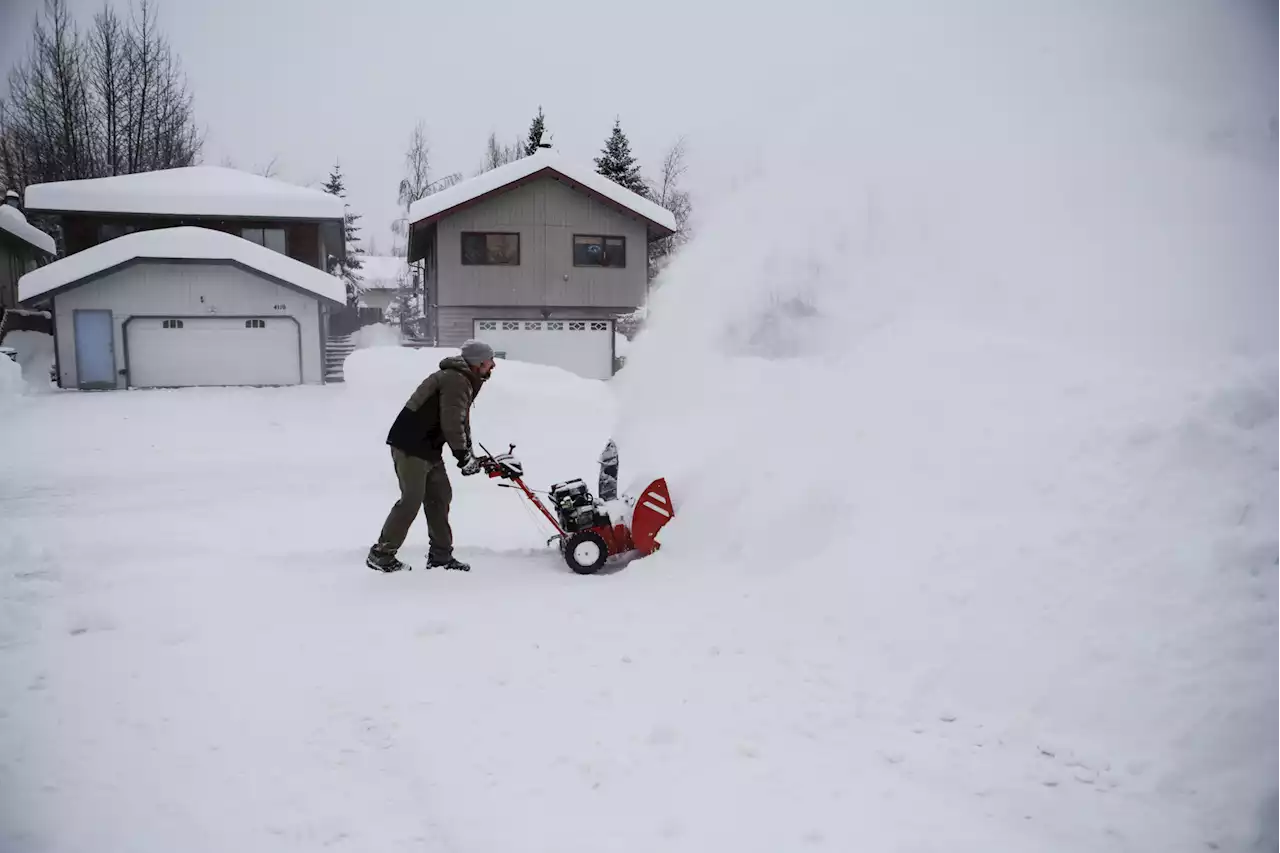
xmin=478 ymin=440 xmax=673 ymax=574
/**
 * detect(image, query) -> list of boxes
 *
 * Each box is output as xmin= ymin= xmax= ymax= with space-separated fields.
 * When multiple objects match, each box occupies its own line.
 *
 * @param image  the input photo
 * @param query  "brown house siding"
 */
xmin=58 ymin=214 xmax=326 ymax=269
xmin=286 ymin=222 xmax=319 ymax=267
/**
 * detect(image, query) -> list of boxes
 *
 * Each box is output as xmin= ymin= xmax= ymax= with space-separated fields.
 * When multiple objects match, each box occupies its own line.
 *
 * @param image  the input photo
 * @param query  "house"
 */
xmin=355 ymin=255 xmax=408 ymax=315
xmin=17 ymin=166 xmax=347 ymax=390
xmin=405 ymin=149 xmax=676 ymax=380
xmin=0 ymin=190 xmax=56 ymax=326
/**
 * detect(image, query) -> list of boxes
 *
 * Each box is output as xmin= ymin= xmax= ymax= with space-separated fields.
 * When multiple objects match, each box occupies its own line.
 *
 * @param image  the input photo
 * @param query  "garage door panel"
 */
xmin=126 ymin=317 xmax=301 ymax=388
xmin=475 ymin=319 xmax=613 ymax=380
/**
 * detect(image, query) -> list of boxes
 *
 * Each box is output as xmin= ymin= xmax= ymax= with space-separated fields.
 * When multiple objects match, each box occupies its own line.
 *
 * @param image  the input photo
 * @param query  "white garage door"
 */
xmin=475 ymin=319 xmax=614 ymax=380
xmin=126 ymin=317 xmax=302 ymax=388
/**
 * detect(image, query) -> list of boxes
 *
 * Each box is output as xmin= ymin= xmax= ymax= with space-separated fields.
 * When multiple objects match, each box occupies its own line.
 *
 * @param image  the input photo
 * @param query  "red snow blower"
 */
xmin=477 ymin=441 xmax=674 ymax=574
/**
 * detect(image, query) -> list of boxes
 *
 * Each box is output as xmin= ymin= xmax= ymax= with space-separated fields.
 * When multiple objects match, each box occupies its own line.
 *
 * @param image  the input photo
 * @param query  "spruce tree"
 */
xmin=323 ymin=160 xmax=365 ymax=305
xmin=594 ymin=118 xmax=648 ymax=197
xmin=524 ymin=106 xmax=547 ymax=155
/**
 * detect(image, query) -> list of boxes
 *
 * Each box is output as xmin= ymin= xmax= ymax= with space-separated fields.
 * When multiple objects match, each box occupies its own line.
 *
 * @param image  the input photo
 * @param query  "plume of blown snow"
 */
xmin=613 ymin=1 xmax=1276 ymax=847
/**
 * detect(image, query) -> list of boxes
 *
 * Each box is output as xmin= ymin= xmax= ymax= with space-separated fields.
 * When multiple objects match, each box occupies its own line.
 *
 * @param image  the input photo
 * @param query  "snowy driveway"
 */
xmin=0 ymin=364 xmax=1263 ymax=852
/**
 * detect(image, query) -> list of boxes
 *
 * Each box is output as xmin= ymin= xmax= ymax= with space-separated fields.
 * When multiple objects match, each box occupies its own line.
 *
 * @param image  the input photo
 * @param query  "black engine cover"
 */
xmin=550 ymin=479 xmax=604 ymax=533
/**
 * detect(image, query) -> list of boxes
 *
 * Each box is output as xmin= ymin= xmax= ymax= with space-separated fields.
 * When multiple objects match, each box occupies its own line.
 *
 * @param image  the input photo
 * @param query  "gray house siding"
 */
xmin=51 ymin=260 xmax=325 ymax=388
xmin=435 ymin=304 xmax=634 ymax=348
xmin=435 ymin=177 xmax=648 ymax=310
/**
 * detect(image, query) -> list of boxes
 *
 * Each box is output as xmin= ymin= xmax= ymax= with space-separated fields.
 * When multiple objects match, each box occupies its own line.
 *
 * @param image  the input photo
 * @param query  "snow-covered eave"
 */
xmin=0 ymin=206 xmax=56 ymax=255
xmin=18 ymin=226 xmax=345 ymax=305
xmin=23 ymin=206 xmax=343 ymax=224
xmin=406 ymin=153 xmax=677 ymax=249
xmin=23 ymin=166 xmax=347 ymax=222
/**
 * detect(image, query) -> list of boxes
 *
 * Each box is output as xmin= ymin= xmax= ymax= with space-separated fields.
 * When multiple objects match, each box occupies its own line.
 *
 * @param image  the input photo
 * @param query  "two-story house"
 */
xmin=0 ymin=190 xmax=56 ymax=335
xmin=405 ymin=149 xmax=676 ymax=380
xmin=17 ymin=166 xmax=346 ymax=390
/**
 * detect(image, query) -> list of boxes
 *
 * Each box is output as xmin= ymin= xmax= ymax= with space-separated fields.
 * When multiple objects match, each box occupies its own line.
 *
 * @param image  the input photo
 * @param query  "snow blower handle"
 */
xmin=477 ymin=442 xmax=524 ymax=480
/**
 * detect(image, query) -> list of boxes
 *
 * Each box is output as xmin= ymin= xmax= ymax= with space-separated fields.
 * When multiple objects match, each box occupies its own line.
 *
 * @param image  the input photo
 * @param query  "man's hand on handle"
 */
xmin=457 ymin=450 xmax=483 ymax=477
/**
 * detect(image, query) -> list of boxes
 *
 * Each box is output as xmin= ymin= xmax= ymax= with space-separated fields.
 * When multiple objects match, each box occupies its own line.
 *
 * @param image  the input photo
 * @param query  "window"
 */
xmin=569 ymin=321 xmax=586 ymax=331
xmin=162 ymin=319 xmax=184 ymax=329
xmin=501 ymin=321 xmax=519 ymax=331
xmin=478 ymin=320 xmax=498 ymax=331
xmin=241 ymin=227 xmax=287 ymax=255
xmin=573 ymin=235 xmax=625 ymax=268
xmin=547 ymin=322 xmax=563 ymax=331
xmin=100 ymin=223 xmax=136 ymax=242
xmin=461 ymin=232 xmax=520 ymax=266
xmin=590 ymin=321 xmax=608 ymax=331
xmin=245 ymin=319 xmax=266 ymax=329
xmin=525 ymin=322 xmax=543 ymax=331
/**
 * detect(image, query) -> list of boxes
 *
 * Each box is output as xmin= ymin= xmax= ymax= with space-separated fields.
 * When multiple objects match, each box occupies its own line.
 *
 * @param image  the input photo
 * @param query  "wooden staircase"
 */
xmin=325 ymin=334 xmax=356 ymax=383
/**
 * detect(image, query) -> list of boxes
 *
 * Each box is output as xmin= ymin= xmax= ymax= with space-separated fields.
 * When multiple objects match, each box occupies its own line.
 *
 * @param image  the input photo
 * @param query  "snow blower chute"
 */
xmin=477 ymin=440 xmax=673 ymax=574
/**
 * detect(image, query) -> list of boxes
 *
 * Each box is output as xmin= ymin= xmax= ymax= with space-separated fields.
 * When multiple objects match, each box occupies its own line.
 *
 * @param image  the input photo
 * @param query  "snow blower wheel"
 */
xmin=563 ymin=530 xmax=608 ymax=574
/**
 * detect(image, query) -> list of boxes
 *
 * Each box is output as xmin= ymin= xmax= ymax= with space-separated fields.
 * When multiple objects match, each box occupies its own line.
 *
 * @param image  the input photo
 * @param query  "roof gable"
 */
xmin=18 ymin=225 xmax=345 ymax=305
xmin=407 ymin=150 xmax=677 ymax=237
xmin=24 ymin=166 xmax=345 ymax=221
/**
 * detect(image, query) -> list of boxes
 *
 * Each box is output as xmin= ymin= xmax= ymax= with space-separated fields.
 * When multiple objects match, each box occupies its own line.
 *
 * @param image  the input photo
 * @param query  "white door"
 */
xmin=475 ymin=319 xmax=614 ymax=380
xmin=126 ymin=317 xmax=302 ymax=388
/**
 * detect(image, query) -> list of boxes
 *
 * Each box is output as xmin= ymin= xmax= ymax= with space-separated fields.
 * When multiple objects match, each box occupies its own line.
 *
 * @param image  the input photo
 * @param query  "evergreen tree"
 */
xmin=322 ymin=160 xmax=364 ymax=305
xmin=524 ymin=106 xmax=547 ymax=155
xmin=594 ymin=118 xmax=648 ymax=197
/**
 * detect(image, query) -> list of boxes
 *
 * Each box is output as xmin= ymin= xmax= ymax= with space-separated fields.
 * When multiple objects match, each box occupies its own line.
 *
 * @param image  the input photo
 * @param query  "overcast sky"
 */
xmin=1 ymin=0 xmax=858 ymax=253
xmin=2 ymin=1 xmax=1274 ymax=257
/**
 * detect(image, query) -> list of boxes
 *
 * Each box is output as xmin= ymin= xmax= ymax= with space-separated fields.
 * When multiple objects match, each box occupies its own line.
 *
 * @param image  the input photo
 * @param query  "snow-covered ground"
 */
xmin=0 ymin=333 xmax=1274 ymax=851
xmin=1 ymin=3 xmax=1275 ymax=851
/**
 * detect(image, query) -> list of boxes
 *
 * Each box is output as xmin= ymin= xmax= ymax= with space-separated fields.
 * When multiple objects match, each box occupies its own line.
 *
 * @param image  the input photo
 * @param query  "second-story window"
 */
xmin=573 ymin=235 xmax=625 ymax=268
xmin=461 ymin=232 xmax=520 ymax=266
xmin=242 ymin=227 xmax=287 ymax=255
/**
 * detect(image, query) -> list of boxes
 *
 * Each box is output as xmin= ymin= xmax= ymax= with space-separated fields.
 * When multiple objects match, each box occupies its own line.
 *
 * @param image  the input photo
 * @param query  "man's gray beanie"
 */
xmin=461 ymin=339 xmax=494 ymax=365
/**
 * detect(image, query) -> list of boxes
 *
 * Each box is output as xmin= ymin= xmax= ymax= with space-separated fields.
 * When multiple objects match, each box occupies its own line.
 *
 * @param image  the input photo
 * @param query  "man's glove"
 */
xmin=457 ymin=452 xmax=483 ymax=476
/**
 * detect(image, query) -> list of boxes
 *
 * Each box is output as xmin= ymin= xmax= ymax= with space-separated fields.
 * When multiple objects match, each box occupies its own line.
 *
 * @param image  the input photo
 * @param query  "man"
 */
xmin=366 ymin=339 xmax=496 ymax=573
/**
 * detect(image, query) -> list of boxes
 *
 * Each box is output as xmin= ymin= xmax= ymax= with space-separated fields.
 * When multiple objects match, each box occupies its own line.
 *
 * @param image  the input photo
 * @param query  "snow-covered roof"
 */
xmin=24 ymin=166 xmax=345 ymax=221
xmin=18 ymin=226 xmax=344 ymax=304
xmin=0 ymin=205 xmax=56 ymax=255
xmin=407 ymin=149 xmax=677 ymax=235
xmin=358 ymin=255 xmax=407 ymax=289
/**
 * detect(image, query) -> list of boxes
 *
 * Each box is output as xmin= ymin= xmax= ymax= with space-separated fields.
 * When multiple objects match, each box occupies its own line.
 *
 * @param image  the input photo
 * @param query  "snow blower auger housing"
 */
xmin=478 ymin=442 xmax=673 ymax=574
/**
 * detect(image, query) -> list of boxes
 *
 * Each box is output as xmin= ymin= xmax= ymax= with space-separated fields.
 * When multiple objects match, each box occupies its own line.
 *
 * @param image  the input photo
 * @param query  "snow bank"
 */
xmin=348 ymin=322 xmax=402 ymax=349
xmin=615 ymin=2 xmax=1276 ymax=849
xmin=343 ymin=344 xmax=617 ymax=507
xmin=1 ymin=331 xmax=56 ymax=392
xmin=18 ymin=226 xmax=345 ymax=304
xmin=0 ymin=353 xmax=24 ymax=401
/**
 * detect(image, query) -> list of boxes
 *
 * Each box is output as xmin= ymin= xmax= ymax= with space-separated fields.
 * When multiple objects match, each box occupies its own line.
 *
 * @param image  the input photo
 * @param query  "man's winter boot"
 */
xmin=427 ymin=556 xmax=470 ymax=572
xmin=367 ymin=546 xmax=408 ymax=573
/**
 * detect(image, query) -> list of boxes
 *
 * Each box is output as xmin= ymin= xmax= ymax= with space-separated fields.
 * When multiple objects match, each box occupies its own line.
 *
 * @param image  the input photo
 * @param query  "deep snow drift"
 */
xmin=612 ymin=1 xmax=1277 ymax=849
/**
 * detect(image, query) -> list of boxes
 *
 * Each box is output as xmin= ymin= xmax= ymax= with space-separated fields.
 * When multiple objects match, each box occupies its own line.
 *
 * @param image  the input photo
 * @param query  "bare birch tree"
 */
xmin=390 ymin=120 xmax=460 ymax=257
xmin=0 ymin=0 xmax=202 ymax=193
xmin=479 ymin=130 xmax=522 ymax=174
xmin=646 ymin=136 xmax=693 ymax=280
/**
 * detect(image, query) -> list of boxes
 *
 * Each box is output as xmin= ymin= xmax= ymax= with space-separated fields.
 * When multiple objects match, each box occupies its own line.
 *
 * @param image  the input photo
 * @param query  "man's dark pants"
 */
xmin=376 ymin=447 xmax=453 ymax=562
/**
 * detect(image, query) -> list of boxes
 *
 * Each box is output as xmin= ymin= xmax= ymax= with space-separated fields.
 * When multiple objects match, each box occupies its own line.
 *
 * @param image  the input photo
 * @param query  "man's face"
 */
xmin=475 ymin=358 xmax=496 ymax=379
